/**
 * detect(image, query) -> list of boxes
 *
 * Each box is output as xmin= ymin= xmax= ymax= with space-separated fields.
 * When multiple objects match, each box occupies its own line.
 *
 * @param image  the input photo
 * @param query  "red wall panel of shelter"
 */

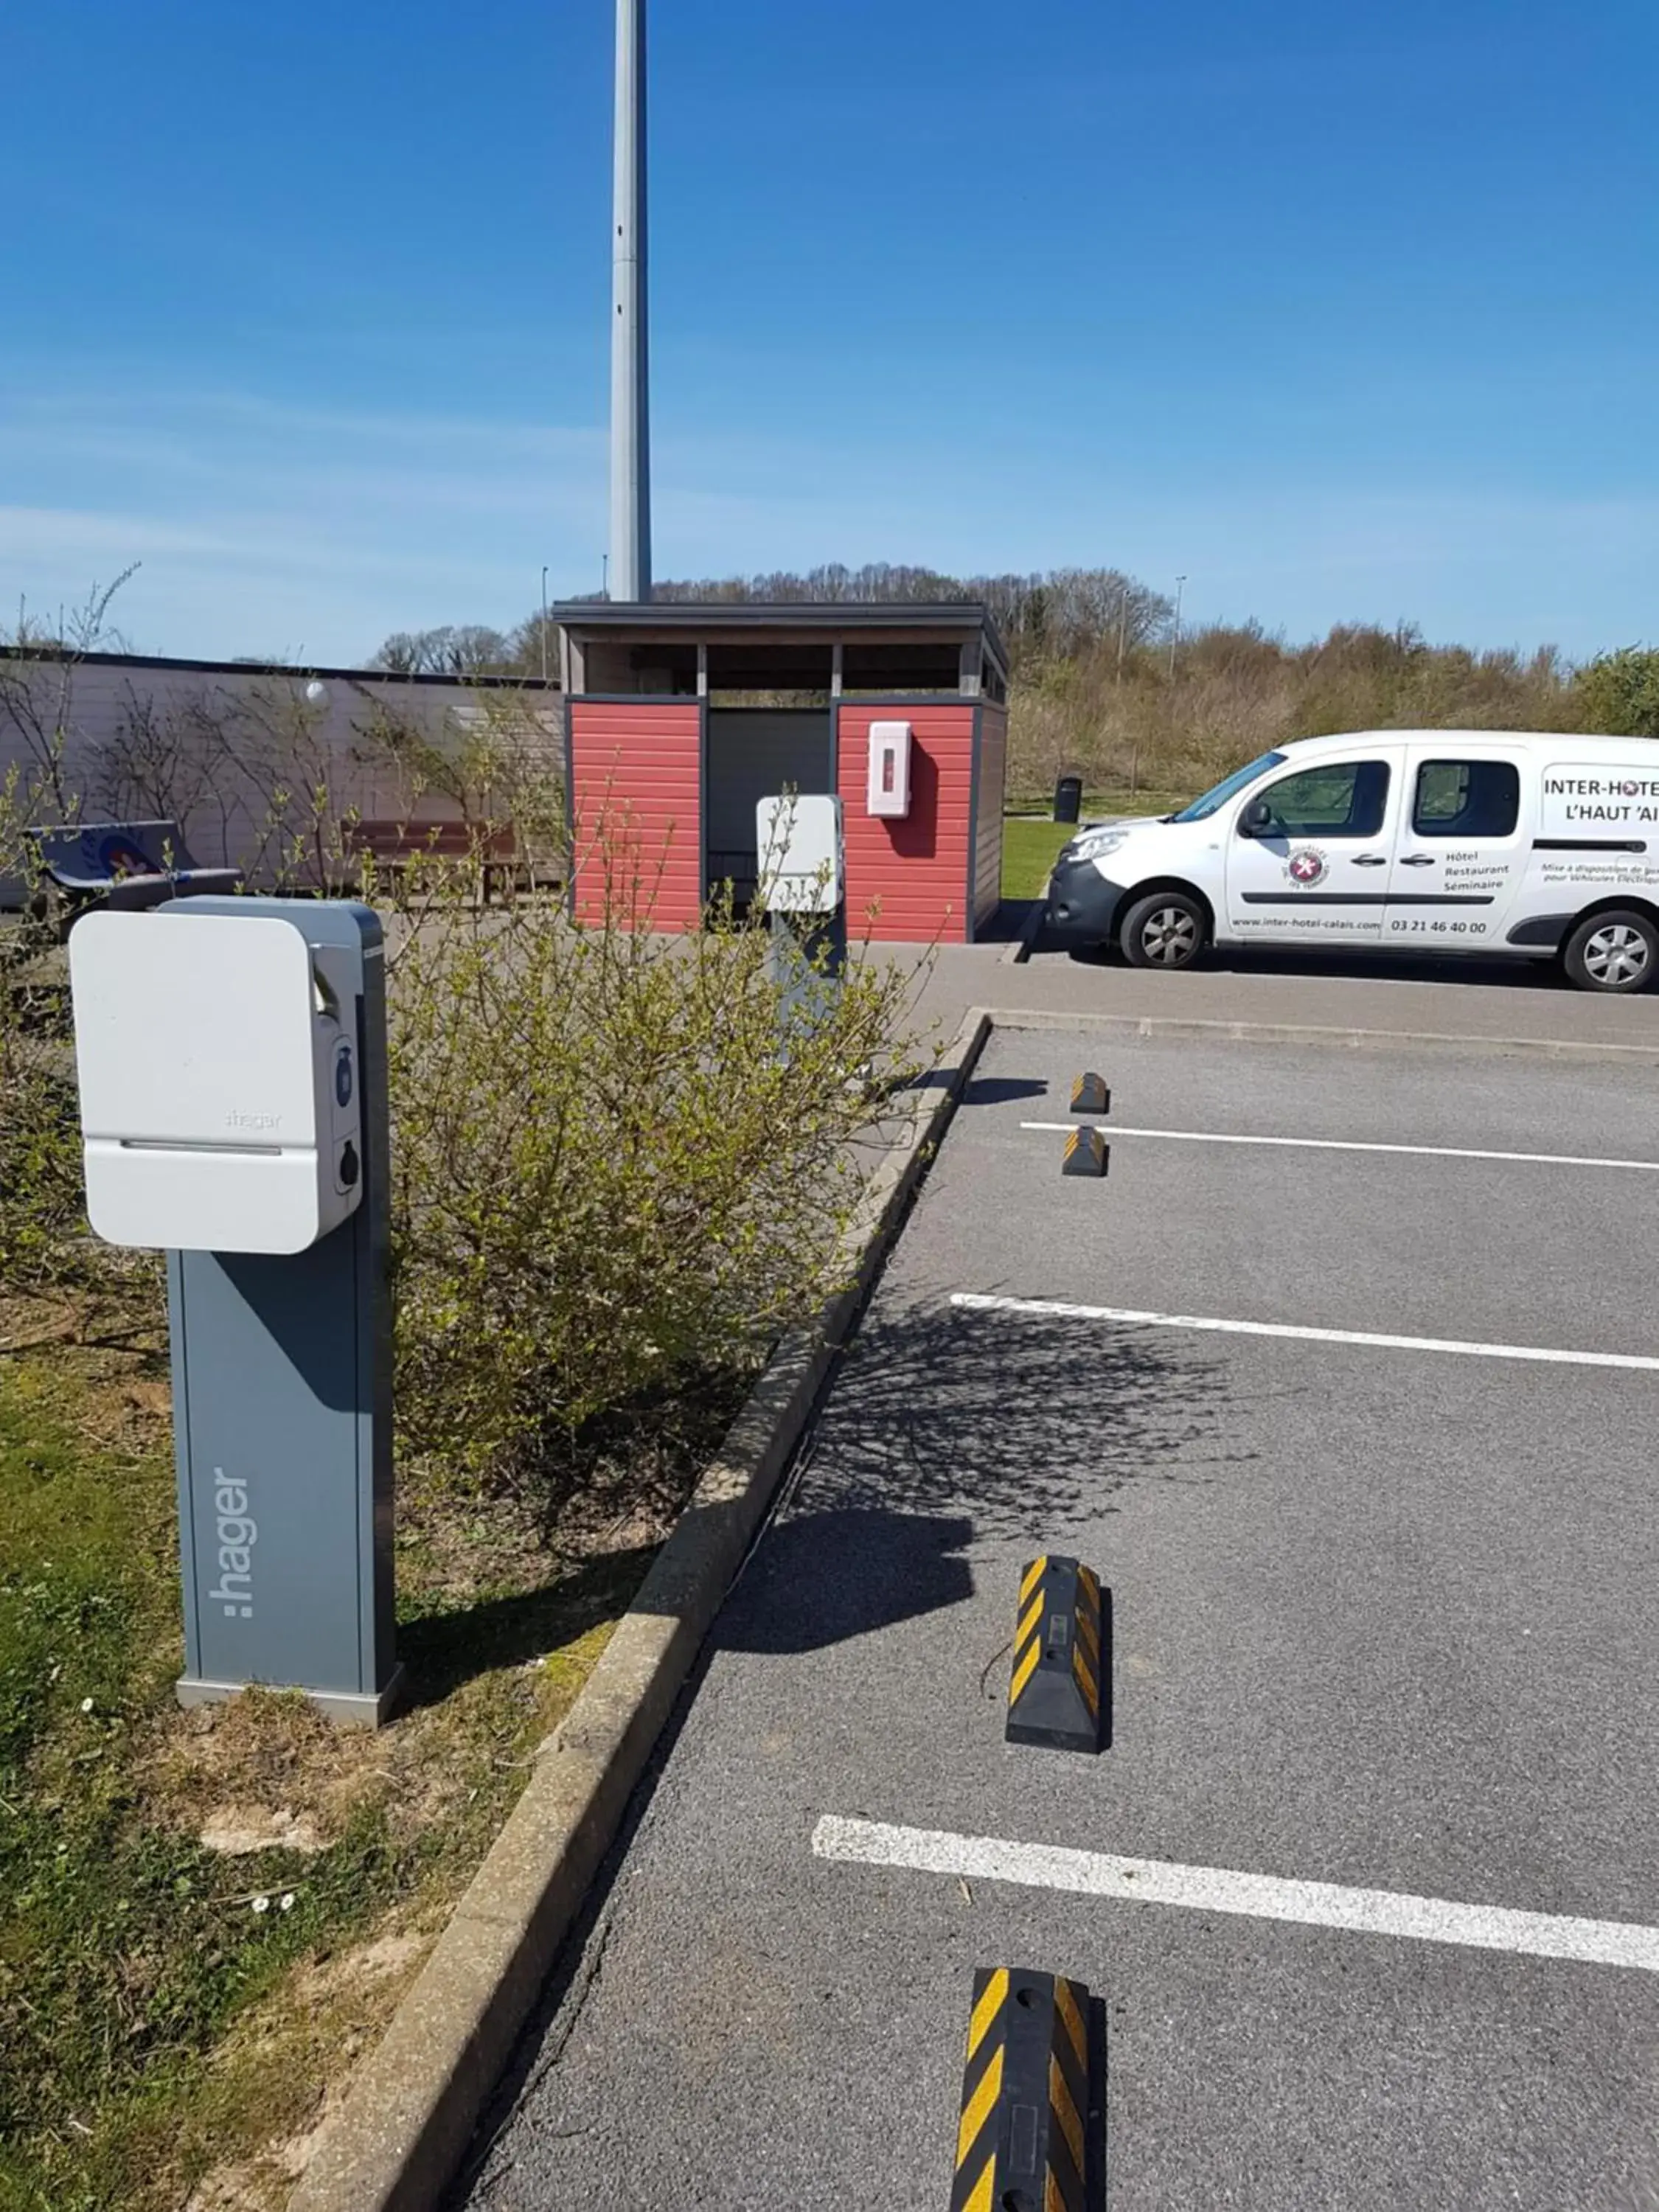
xmin=836 ymin=703 xmax=977 ymax=943
xmin=568 ymin=699 xmax=703 ymax=931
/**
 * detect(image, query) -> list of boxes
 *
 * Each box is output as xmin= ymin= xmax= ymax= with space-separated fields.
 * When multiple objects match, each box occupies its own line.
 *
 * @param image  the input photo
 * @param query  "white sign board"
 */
xmin=756 ymin=794 xmax=844 ymax=914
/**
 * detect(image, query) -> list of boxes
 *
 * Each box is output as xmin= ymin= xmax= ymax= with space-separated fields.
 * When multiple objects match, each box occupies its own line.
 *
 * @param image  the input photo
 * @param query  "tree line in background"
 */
xmin=369 ymin=564 xmax=1173 ymax=681
xmin=370 ymin=566 xmax=1655 ymax=804
xmin=10 ymin=566 xmax=1654 ymax=809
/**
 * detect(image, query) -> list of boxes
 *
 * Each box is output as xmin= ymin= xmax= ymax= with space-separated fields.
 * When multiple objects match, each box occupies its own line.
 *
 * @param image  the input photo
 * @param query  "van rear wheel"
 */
xmin=1562 ymin=908 xmax=1659 ymax=993
xmin=1120 ymin=889 xmax=1207 ymax=970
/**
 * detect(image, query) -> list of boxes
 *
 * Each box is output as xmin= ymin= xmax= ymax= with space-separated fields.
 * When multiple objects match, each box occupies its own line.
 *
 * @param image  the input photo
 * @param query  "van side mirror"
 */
xmin=1239 ymin=799 xmax=1273 ymax=838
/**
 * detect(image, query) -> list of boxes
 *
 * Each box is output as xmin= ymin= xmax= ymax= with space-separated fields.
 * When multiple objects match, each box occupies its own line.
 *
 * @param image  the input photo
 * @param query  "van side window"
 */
xmin=1413 ymin=759 xmax=1520 ymax=838
xmin=1251 ymin=760 xmax=1391 ymax=839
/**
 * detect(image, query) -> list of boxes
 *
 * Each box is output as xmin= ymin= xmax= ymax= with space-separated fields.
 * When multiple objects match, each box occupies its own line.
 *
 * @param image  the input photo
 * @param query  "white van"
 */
xmin=1044 ymin=731 xmax=1659 ymax=992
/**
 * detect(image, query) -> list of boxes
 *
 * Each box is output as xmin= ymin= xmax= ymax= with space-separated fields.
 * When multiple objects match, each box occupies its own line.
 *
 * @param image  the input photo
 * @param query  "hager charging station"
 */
xmin=69 ymin=897 xmax=401 ymax=1726
xmin=756 ymin=794 xmax=846 ymax=1044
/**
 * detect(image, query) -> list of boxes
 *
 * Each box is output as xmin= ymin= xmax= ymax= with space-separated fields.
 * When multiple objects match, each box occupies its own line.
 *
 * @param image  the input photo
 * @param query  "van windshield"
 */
xmin=1169 ymin=751 xmax=1288 ymax=823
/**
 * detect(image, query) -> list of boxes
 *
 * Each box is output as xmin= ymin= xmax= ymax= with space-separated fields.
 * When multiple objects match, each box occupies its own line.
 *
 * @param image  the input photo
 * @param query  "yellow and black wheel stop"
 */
xmin=1006 ymin=1555 xmax=1106 ymax=1753
xmin=1061 ymin=1127 xmax=1109 ymax=1178
xmin=950 ymin=1965 xmax=1092 ymax=2212
xmin=1070 ymin=1071 xmax=1110 ymax=1116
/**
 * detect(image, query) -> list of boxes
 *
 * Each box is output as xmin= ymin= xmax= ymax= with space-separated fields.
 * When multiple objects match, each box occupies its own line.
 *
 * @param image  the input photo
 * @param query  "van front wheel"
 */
xmin=1120 ymin=890 xmax=1207 ymax=971
xmin=1562 ymin=908 xmax=1659 ymax=993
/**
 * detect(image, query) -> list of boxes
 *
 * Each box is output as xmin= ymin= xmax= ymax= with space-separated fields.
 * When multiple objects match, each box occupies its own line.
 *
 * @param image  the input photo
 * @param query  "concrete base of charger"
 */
xmin=176 ymin=1664 xmax=407 ymax=1731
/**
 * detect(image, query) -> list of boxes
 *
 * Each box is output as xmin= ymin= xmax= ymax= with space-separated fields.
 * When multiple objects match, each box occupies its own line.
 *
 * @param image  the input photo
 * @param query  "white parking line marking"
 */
xmin=948 ymin=1292 xmax=1659 ymax=1372
xmin=1018 ymin=1123 xmax=1659 ymax=1174
xmin=812 ymin=1817 xmax=1659 ymax=1975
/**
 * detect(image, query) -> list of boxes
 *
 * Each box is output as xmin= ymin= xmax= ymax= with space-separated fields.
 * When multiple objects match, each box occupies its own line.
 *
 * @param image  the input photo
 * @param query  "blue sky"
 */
xmin=2 ymin=0 xmax=1654 ymax=664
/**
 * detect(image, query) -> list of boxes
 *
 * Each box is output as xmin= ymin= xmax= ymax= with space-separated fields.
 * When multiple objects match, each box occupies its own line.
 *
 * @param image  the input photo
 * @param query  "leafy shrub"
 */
xmin=0 ymin=767 xmax=108 ymax=1295
xmin=2 ymin=743 xmax=930 ymax=1507
xmin=377 ymin=801 xmax=931 ymax=1509
xmin=1574 ymin=647 xmax=1659 ymax=740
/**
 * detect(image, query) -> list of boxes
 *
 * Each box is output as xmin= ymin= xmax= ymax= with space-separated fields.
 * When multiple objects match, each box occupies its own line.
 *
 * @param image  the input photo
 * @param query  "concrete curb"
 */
xmin=985 ymin=1009 xmax=1659 ymax=1064
xmin=285 ymin=1009 xmax=992 ymax=2212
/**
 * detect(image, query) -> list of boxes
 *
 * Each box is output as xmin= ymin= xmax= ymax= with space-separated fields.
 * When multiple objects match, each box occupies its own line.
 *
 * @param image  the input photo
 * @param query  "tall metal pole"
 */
xmin=539 ymin=564 xmax=549 ymax=683
xmin=1169 ymin=574 xmax=1187 ymax=678
xmin=610 ymin=0 xmax=651 ymax=602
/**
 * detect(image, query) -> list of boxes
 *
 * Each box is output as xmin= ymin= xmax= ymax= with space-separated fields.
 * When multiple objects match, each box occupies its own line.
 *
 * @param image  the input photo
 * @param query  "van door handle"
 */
xmin=1351 ymin=853 xmax=1387 ymax=866
xmin=1399 ymin=854 xmax=1436 ymax=866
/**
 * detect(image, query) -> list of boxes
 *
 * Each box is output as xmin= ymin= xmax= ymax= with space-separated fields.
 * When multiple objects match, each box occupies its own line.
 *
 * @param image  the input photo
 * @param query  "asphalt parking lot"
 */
xmin=459 ymin=1023 xmax=1659 ymax=2211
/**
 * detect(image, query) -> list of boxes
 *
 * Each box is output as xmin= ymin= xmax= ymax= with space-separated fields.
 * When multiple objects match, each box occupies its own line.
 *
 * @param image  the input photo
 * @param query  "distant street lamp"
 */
xmin=540 ymin=565 xmax=549 ymax=684
xmin=1169 ymin=574 xmax=1188 ymax=678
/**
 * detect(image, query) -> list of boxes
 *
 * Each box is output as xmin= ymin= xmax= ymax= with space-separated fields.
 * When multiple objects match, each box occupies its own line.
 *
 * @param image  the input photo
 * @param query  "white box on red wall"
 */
xmin=866 ymin=720 xmax=912 ymax=818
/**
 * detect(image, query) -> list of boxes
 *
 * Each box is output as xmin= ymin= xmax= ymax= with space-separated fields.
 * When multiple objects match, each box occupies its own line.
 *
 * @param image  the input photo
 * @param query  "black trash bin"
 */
xmin=1053 ymin=775 xmax=1083 ymax=825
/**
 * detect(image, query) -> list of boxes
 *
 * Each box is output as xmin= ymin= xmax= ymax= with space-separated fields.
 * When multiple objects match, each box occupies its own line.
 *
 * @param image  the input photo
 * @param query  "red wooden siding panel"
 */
xmin=973 ymin=704 xmax=1009 ymax=930
xmin=836 ymin=703 xmax=976 ymax=943
xmin=569 ymin=700 xmax=703 ymax=930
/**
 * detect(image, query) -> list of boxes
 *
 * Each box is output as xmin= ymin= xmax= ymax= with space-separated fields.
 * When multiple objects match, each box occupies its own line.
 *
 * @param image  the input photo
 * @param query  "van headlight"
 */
xmin=1066 ymin=825 xmax=1129 ymax=863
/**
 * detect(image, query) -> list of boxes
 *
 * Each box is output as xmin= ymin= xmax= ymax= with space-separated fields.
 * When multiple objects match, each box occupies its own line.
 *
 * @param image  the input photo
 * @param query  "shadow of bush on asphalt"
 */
xmin=712 ymin=1293 xmax=1251 ymax=1658
xmin=801 ymin=1293 xmax=1245 ymax=1531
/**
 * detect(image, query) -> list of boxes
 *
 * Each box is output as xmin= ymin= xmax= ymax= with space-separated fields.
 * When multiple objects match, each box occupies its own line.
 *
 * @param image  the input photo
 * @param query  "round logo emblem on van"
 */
xmin=1287 ymin=848 xmax=1328 ymax=887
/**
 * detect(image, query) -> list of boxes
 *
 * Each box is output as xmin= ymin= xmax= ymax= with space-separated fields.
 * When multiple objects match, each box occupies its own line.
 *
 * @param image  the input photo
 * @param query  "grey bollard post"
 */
xmin=69 ymin=897 xmax=402 ymax=1727
xmin=765 ymin=905 xmax=848 ymax=1057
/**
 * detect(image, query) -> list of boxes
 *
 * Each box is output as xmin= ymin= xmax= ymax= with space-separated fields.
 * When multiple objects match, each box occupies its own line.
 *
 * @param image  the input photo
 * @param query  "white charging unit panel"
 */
xmin=866 ymin=720 xmax=913 ymax=818
xmin=755 ymin=794 xmax=844 ymax=914
xmin=69 ymin=908 xmax=364 ymax=1255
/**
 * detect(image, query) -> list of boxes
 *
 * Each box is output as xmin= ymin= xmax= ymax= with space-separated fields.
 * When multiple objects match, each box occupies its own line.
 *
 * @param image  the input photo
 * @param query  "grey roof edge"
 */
xmin=551 ymin=599 xmax=1010 ymax=672
xmin=0 ymin=644 xmax=557 ymax=690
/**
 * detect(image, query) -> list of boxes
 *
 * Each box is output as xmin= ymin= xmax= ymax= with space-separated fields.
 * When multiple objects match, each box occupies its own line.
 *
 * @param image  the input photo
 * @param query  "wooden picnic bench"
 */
xmin=344 ymin=819 xmax=532 ymax=903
